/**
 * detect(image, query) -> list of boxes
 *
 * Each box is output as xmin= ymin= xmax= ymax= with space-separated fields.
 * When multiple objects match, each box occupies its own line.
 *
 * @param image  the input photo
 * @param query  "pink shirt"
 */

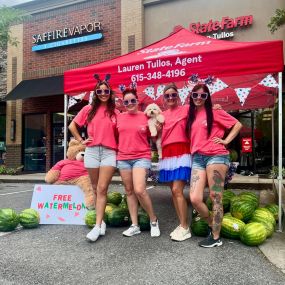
xmin=190 ymin=109 xmax=238 ymax=155
xmin=116 ymin=111 xmax=151 ymax=160
xmin=161 ymin=105 xmax=189 ymax=147
xmin=52 ymin=160 xmax=88 ymax=181
xmin=73 ymin=105 xmax=119 ymax=150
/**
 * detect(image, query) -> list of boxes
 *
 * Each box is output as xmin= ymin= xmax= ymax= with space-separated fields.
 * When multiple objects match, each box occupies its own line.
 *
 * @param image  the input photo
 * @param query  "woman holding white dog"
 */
xmin=116 ymin=88 xmax=160 ymax=238
xmin=158 ymin=83 xmax=192 ymax=242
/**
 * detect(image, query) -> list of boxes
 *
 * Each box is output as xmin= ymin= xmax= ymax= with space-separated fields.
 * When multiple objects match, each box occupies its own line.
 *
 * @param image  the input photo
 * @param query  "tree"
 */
xmin=268 ymin=8 xmax=285 ymax=33
xmin=0 ymin=6 xmax=26 ymax=49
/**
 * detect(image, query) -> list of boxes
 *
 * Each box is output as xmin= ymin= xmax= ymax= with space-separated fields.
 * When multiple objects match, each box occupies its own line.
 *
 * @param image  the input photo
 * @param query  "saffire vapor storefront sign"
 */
xmin=180 ymin=15 xmax=253 ymax=40
xmin=32 ymin=21 xmax=103 ymax=51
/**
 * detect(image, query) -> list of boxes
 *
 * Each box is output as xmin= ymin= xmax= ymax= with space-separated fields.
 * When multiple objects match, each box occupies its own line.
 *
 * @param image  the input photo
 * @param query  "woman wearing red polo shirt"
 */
xmin=116 ymin=88 xmax=160 ymax=238
xmin=69 ymin=80 xmax=119 ymax=242
xmin=186 ymin=83 xmax=242 ymax=248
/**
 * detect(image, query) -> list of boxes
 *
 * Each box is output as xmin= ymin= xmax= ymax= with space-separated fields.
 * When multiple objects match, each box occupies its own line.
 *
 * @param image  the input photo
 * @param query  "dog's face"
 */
xmin=144 ymin=103 xmax=162 ymax=118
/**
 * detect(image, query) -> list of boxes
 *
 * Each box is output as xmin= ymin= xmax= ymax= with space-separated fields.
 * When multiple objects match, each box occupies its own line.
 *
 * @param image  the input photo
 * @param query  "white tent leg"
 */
xmin=64 ymin=94 xmax=68 ymax=159
xmin=278 ymin=72 xmax=283 ymax=232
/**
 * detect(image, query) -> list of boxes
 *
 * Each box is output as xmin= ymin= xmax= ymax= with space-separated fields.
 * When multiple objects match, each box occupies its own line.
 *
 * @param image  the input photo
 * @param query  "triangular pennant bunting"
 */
xmin=88 ymin=91 xmax=95 ymax=105
xmin=207 ymin=79 xmax=228 ymax=94
xmin=143 ymin=86 xmax=156 ymax=100
xmin=156 ymin=85 xmax=165 ymax=100
xmin=178 ymin=86 xmax=191 ymax=105
xmin=234 ymin=88 xmax=251 ymax=106
xmin=258 ymin=74 xmax=278 ymax=88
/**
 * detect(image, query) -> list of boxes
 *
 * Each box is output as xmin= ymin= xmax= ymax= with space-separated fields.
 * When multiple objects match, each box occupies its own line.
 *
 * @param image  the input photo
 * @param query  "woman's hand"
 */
xmin=81 ymin=137 xmax=93 ymax=145
xmin=213 ymin=104 xmax=222 ymax=110
xmin=212 ymin=137 xmax=228 ymax=145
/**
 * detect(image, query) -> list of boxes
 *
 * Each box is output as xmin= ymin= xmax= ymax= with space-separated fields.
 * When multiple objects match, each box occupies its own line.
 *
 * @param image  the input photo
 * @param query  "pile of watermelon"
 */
xmin=0 ymin=208 xmax=40 ymax=232
xmin=85 ymin=192 xmax=150 ymax=230
xmin=191 ymin=190 xmax=279 ymax=247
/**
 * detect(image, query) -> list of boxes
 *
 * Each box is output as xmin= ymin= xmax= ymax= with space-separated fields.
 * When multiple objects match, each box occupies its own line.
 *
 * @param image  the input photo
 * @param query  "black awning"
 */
xmin=5 ymin=75 xmax=64 ymax=101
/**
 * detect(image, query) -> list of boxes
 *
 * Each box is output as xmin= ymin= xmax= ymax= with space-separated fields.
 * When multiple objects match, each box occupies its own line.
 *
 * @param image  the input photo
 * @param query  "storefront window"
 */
xmin=24 ymin=114 xmax=47 ymax=172
xmin=52 ymin=112 xmax=86 ymax=165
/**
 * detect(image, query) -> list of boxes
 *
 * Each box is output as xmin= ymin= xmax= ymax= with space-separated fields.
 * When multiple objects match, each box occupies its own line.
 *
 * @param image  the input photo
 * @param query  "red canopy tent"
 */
xmin=63 ymin=28 xmax=284 ymax=229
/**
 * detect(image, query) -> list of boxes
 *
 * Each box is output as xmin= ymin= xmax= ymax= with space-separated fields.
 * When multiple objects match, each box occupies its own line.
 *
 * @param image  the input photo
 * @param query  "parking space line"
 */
xmin=0 ymin=190 xmax=33 ymax=196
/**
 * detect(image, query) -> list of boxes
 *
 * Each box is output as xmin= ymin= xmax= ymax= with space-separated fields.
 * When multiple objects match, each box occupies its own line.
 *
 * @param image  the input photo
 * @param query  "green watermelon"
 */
xmin=19 ymin=209 xmax=40 ymax=229
xmin=138 ymin=212 xmax=150 ymax=231
xmin=0 ymin=208 xmax=19 ymax=232
xmin=252 ymin=208 xmax=276 ymax=227
xmin=230 ymin=195 xmax=240 ymax=206
xmin=191 ymin=216 xmax=208 ymax=237
xmin=230 ymin=200 xmax=255 ymax=222
xmin=119 ymin=195 xmax=128 ymax=209
xmin=221 ymin=216 xmax=245 ymax=239
xmin=250 ymin=218 xmax=274 ymax=238
xmin=104 ymin=203 xmax=118 ymax=224
xmin=108 ymin=208 xmax=130 ymax=227
xmin=107 ymin=192 xmax=122 ymax=206
xmin=224 ymin=212 xmax=232 ymax=217
xmin=223 ymin=190 xmax=236 ymax=212
xmin=240 ymin=222 xmax=267 ymax=246
xmin=238 ymin=192 xmax=259 ymax=209
xmin=265 ymin=204 xmax=279 ymax=221
xmin=85 ymin=210 xmax=96 ymax=228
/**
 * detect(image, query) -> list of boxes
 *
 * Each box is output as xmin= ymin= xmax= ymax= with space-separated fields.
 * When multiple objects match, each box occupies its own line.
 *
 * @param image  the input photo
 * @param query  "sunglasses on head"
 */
xmin=191 ymin=92 xmax=208 ymax=100
xmin=95 ymin=89 xmax=111 ymax=96
xmin=164 ymin=92 xmax=178 ymax=100
xmin=123 ymin=98 xmax=138 ymax=106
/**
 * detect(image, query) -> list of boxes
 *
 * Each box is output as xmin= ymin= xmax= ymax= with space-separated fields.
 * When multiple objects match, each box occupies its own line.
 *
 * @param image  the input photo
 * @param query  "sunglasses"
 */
xmin=95 ymin=89 xmax=111 ymax=96
xmin=123 ymin=98 xmax=138 ymax=106
xmin=191 ymin=92 xmax=208 ymax=100
xmin=164 ymin=92 xmax=178 ymax=100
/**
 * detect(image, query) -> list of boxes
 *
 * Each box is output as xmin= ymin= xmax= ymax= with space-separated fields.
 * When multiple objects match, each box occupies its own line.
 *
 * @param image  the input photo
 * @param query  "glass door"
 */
xmin=23 ymin=114 xmax=47 ymax=172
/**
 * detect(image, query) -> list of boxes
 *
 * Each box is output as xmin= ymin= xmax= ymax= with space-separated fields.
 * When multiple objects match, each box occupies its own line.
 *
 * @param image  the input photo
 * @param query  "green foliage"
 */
xmin=269 ymin=166 xmax=285 ymax=179
xmin=268 ymin=9 xmax=285 ymax=33
xmin=0 ymin=6 xmax=26 ymax=49
xmin=0 ymin=165 xmax=23 ymax=175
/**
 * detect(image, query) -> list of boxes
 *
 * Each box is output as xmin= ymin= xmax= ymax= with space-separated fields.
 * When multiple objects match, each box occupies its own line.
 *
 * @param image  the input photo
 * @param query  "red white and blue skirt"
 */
xmin=159 ymin=142 xmax=192 ymax=183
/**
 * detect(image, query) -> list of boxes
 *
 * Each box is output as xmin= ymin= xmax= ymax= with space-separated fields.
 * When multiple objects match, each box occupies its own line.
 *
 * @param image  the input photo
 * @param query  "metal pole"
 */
xmin=277 ymin=72 xmax=283 ymax=232
xmin=251 ymin=110 xmax=256 ymax=174
xmin=271 ymin=107 xmax=275 ymax=169
xmin=64 ymin=94 xmax=68 ymax=159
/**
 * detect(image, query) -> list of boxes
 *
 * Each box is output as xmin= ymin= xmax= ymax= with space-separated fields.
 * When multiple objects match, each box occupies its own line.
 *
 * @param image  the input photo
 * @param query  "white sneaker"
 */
xmin=171 ymin=226 xmax=191 ymax=242
xmin=170 ymin=225 xmax=181 ymax=238
xmin=86 ymin=225 xmax=100 ymax=242
xmin=123 ymin=225 xmax=141 ymax=237
xmin=100 ymin=221 xmax=106 ymax=236
xmin=150 ymin=220 xmax=160 ymax=237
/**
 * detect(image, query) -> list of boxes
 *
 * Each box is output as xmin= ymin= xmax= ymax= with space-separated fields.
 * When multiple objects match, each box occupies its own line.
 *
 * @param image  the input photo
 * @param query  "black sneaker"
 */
xmin=198 ymin=235 xmax=223 ymax=248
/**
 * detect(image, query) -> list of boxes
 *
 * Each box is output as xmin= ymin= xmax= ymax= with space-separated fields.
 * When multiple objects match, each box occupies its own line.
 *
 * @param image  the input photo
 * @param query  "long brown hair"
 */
xmin=87 ymin=81 xmax=116 ymax=122
xmin=186 ymin=83 xmax=213 ymax=138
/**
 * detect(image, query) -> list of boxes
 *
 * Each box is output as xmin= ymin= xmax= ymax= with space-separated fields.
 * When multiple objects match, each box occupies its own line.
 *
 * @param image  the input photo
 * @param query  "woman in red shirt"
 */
xmin=186 ymin=83 xmax=242 ymax=248
xmin=117 ymin=88 xmax=160 ymax=238
xmin=69 ymin=79 xmax=119 ymax=242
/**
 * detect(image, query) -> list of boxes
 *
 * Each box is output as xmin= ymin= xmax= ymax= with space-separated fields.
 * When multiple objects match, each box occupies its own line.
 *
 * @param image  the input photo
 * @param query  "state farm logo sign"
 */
xmin=173 ymin=15 xmax=253 ymax=40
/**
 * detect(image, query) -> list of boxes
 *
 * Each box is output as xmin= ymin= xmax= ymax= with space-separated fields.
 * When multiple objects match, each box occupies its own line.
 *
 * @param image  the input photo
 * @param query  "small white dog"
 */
xmin=144 ymin=103 xmax=165 ymax=159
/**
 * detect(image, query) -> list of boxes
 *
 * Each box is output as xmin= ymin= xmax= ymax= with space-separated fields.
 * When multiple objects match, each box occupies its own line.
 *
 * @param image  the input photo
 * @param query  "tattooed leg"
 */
xmin=206 ymin=164 xmax=228 ymax=239
xmin=189 ymin=169 xmax=208 ymax=220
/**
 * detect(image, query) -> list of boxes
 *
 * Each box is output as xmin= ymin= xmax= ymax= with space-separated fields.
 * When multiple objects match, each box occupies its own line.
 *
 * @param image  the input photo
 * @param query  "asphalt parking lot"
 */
xmin=0 ymin=182 xmax=285 ymax=285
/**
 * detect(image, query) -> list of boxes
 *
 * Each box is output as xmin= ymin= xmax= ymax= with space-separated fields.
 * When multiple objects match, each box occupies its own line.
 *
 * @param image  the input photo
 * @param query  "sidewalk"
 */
xmin=0 ymin=172 xmax=281 ymax=188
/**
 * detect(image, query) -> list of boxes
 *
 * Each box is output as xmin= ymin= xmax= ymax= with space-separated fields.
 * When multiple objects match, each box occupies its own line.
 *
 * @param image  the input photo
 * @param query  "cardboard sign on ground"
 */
xmin=30 ymin=184 xmax=88 ymax=225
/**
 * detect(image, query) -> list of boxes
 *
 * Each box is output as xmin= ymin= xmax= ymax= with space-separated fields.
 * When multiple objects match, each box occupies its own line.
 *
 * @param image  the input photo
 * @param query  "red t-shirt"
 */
xmin=51 ymin=160 xmax=88 ymax=181
xmin=190 ymin=109 xmax=238 ymax=155
xmin=161 ymin=105 xmax=189 ymax=147
xmin=73 ymin=105 xmax=119 ymax=150
xmin=116 ymin=111 xmax=151 ymax=160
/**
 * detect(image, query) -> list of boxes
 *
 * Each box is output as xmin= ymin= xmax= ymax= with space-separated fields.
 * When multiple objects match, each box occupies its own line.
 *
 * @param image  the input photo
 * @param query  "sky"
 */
xmin=0 ymin=0 xmax=34 ymax=7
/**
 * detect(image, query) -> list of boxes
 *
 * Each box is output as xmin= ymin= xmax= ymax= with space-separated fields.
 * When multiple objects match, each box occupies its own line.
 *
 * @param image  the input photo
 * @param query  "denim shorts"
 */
xmin=117 ymin=158 xmax=151 ymax=170
xmin=192 ymin=153 xmax=230 ymax=170
xmin=84 ymin=146 xmax=116 ymax=168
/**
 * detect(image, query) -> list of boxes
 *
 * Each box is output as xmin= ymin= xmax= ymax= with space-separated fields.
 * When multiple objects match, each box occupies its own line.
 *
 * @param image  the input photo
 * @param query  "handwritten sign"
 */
xmin=30 ymin=185 xmax=88 ymax=225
